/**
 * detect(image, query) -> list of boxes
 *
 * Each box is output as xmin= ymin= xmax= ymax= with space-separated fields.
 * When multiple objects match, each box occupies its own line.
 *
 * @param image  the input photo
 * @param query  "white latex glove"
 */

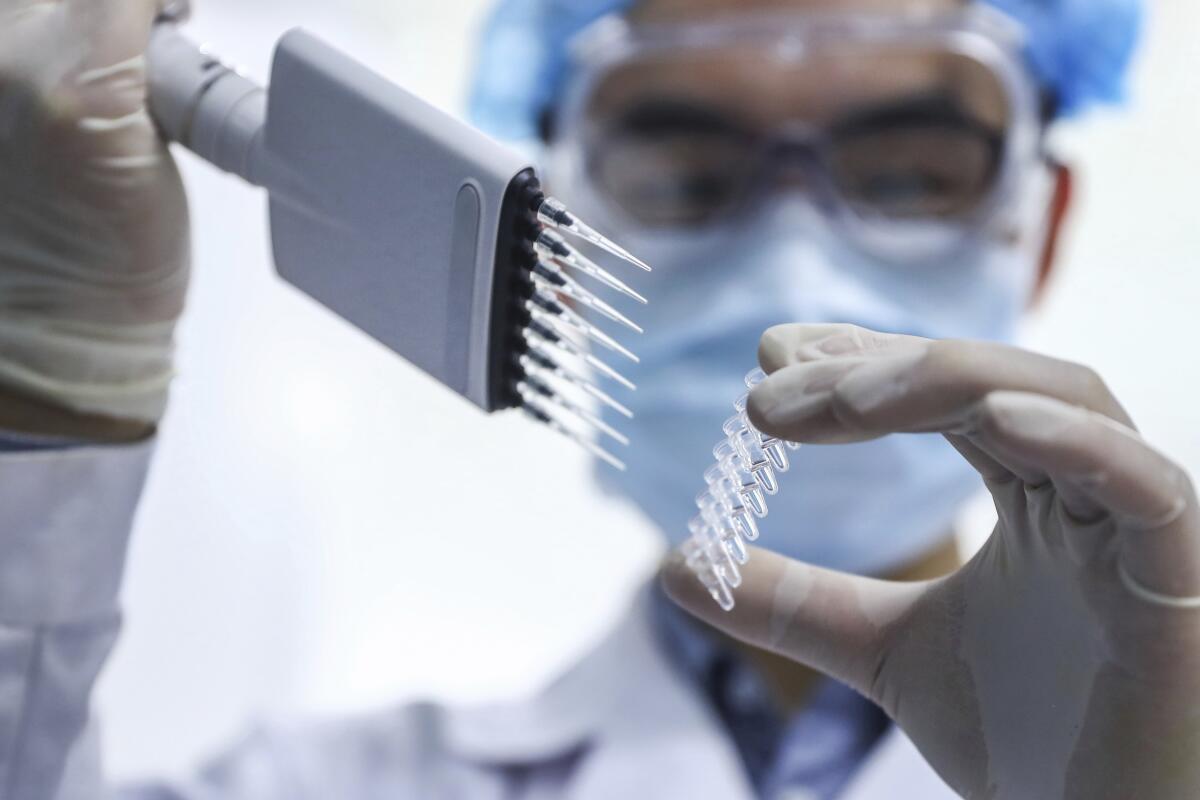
xmin=663 ymin=323 xmax=1200 ymax=800
xmin=0 ymin=0 xmax=188 ymax=425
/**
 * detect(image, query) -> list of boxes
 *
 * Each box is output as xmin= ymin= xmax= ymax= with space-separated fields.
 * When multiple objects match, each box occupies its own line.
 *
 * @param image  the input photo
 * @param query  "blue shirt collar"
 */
xmin=649 ymin=584 xmax=889 ymax=799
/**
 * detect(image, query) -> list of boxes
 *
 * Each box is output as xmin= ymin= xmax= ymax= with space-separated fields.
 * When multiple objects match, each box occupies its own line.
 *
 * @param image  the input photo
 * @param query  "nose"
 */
xmin=758 ymin=124 xmax=826 ymax=203
xmin=772 ymin=160 xmax=814 ymax=194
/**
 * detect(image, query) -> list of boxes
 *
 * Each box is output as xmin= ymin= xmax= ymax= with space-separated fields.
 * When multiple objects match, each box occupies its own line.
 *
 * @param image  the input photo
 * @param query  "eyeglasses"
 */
xmin=551 ymin=7 xmax=1041 ymax=260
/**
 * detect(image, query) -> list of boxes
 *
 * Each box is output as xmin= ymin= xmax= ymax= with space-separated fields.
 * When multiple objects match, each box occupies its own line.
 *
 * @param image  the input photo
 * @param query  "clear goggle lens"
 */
xmin=560 ymin=13 xmax=1036 ymax=252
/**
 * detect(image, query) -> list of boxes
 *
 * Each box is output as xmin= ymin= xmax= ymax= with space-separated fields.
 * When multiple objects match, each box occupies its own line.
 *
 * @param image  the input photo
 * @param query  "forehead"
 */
xmin=584 ymin=0 xmax=1005 ymax=129
xmin=630 ymin=0 xmax=965 ymax=23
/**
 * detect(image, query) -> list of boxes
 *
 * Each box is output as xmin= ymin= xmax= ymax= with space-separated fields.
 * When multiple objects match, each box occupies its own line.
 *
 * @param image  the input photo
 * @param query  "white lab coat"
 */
xmin=0 ymin=440 xmax=960 ymax=799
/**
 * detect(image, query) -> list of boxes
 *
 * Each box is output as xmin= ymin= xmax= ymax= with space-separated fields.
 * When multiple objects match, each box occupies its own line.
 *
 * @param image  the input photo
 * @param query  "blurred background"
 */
xmin=96 ymin=0 xmax=1200 ymax=782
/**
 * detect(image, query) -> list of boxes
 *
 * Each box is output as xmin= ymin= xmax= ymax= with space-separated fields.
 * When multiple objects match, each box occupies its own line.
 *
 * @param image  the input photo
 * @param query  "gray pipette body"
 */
xmin=146 ymin=24 xmax=646 ymax=463
xmin=148 ymin=26 xmax=526 ymax=410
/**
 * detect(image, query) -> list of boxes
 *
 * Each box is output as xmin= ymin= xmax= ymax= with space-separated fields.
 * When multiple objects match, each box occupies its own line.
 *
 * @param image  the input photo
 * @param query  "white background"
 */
xmin=97 ymin=0 xmax=1200 ymax=781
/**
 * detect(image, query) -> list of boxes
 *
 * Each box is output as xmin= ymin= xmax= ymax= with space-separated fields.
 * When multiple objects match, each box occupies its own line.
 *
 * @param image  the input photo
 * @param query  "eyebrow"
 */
xmin=603 ymin=96 xmax=753 ymax=137
xmin=830 ymin=91 xmax=1004 ymax=138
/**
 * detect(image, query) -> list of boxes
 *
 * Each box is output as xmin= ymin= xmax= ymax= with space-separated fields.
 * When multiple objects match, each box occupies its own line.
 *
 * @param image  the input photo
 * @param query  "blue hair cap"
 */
xmin=987 ymin=0 xmax=1144 ymax=116
xmin=469 ymin=0 xmax=1145 ymax=139
xmin=469 ymin=0 xmax=630 ymax=141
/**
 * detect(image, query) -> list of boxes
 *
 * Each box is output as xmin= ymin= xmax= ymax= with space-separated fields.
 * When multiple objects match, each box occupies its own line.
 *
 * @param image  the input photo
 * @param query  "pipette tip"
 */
xmin=525 ymin=326 xmax=637 ymax=391
xmin=527 ymin=295 xmax=640 ymax=364
xmin=517 ymin=352 xmax=635 ymax=419
xmin=537 ymin=196 xmax=652 ymax=272
xmin=523 ymin=405 xmax=627 ymax=471
xmin=508 ymin=189 xmax=652 ymax=469
xmin=533 ymin=265 xmax=643 ymax=334
xmin=519 ymin=377 xmax=630 ymax=446
xmin=536 ymin=231 xmax=649 ymax=304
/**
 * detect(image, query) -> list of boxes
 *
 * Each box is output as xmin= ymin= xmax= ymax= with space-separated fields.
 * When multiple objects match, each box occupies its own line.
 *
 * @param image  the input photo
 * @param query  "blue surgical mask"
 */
xmin=585 ymin=195 xmax=1042 ymax=575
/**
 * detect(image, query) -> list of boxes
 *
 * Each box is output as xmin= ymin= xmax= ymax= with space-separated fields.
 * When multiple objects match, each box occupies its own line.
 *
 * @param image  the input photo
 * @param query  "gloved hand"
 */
xmin=663 ymin=323 xmax=1200 ymax=800
xmin=0 ymin=0 xmax=189 ymax=432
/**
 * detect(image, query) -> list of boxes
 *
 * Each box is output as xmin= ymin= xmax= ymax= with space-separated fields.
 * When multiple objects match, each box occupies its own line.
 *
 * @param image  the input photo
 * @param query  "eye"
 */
xmin=584 ymin=98 xmax=756 ymax=226
xmin=829 ymin=94 xmax=1003 ymax=218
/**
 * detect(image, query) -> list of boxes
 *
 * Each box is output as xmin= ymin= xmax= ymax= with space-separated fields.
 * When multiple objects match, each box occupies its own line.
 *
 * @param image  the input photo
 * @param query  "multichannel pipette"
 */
xmin=146 ymin=13 xmax=649 ymax=469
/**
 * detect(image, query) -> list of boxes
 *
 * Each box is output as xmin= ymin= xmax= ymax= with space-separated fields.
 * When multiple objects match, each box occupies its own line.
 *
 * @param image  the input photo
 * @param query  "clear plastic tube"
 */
xmin=689 ymin=515 xmax=742 ymax=588
xmin=713 ymin=439 xmax=768 ymax=517
xmin=683 ymin=538 xmax=736 ymax=611
xmin=683 ymin=368 xmax=801 ymax=611
xmin=704 ymin=464 xmax=759 ymax=542
xmin=745 ymin=368 xmax=801 ymax=451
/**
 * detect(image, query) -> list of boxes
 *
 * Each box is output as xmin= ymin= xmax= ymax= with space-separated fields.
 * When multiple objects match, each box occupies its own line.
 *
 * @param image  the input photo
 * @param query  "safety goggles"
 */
xmin=550 ymin=7 xmax=1042 ymax=260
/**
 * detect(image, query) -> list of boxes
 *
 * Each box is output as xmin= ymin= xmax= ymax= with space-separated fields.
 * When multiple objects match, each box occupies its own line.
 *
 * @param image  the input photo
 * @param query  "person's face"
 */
xmin=558 ymin=0 xmax=1068 ymax=293
xmin=570 ymin=1 xmax=1060 ymax=575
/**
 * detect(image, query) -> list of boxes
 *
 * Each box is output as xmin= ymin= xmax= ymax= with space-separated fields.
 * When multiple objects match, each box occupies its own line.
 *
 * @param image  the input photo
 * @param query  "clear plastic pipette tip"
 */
xmin=533 ymin=265 xmax=643 ymax=334
xmin=508 ymin=193 xmax=651 ymax=470
xmin=535 ymin=230 xmax=648 ymax=305
xmin=524 ymin=326 xmax=636 ymax=390
xmin=517 ymin=378 xmax=629 ymax=446
xmin=516 ymin=381 xmax=628 ymax=443
xmin=528 ymin=296 xmax=639 ymax=363
xmin=517 ymin=352 xmax=634 ymax=419
xmin=537 ymin=196 xmax=652 ymax=272
xmin=554 ymin=301 xmax=640 ymax=363
xmin=523 ymin=405 xmax=626 ymax=471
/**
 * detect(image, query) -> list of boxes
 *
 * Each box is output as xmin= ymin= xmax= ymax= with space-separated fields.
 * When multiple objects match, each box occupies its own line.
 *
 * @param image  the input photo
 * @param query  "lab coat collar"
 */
xmin=440 ymin=586 xmax=756 ymax=797
xmin=436 ymin=585 xmax=956 ymax=799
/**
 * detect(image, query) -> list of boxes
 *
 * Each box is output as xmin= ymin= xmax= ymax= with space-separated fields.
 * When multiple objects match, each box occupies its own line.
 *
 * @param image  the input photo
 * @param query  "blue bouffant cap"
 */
xmin=986 ymin=0 xmax=1142 ymax=116
xmin=469 ymin=0 xmax=1144 ymax=140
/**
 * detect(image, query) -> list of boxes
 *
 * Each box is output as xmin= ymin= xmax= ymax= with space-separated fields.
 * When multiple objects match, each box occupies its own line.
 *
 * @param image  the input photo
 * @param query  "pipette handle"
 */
xmin=147 ymin=25 xmax=267 ymax=185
